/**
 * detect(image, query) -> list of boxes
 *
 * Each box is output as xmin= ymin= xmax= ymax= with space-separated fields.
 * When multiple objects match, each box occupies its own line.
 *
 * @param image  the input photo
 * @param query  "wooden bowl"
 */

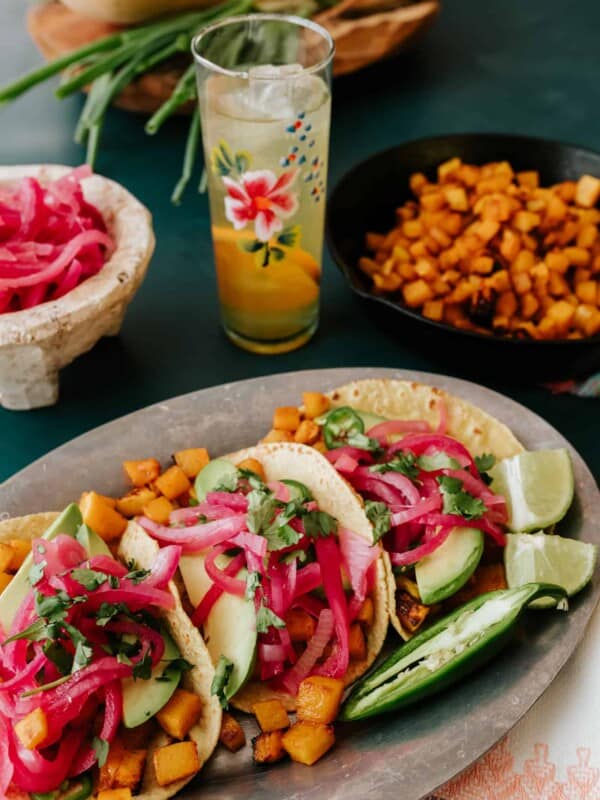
xmin=27 ymin=0 xmax=440 ymax=113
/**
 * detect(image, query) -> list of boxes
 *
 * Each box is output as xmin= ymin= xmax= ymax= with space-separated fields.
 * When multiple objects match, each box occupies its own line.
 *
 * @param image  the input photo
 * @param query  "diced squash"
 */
xmin=0 ymin=573 xmax=12 ymax=593
xmin=575 ymin=175 xmax=600 ymax=208
xmin=7 ymin=538 xmax=31 ymax=571
xmin=14 ymin=708 xmax=47 ymax=750
xmin=512 ymin=272 xmax=532 ymax=295
xmin=577 ymin=224 xmax=598 ymax=248
xmin=443 ymin=186 xmax=469 ymax=212
xmin=348 ymin=623 xmax=367 ymax=661
xmin=154 ymin=466 xmax=191 ymax=500
xmin=97 ymin=791 xmax=132 ymax=800
xmin=0 ymin=543 xmax=13 ymax=573
xmin=422 ymin=300 xmax=444 ymax=321
xmin=496 ymin=290 xmax=518 ymax=317
xmin=438 ymin=157 xmax=461 ymax=182
xmin=575 ymin=280 xmax=598 ymax=305
xmin=284 ymin=608 xmax=316 ymax=642
xmin=252 ymin=731 xmax=286 ymax=764
xmin=79 ymin=491 xmax=117 ymax=509
xmin=219 ymin=712 xmax=246 ymax=752
xmin=294 ymin=420 xmax=321 ymax=445
xmin=272 ymin=406 xmax=301 ymax=432
xmin=253 ymin=699 xmax=290 ymax=733
xmin=547 ymin=300 xmax=576 ymax=332
xmin=174 ymin=448 xmax=210 ymax=479
xmin=120 ymin=721 xmax=158 ymax=751
xmin=142 ymin=496 xmax=174 ymax=525
xmin=156 ymin=689 xmax=203 ymax=740
xmin=296 ymin=676 xmax=344 ymax=725
xmin=282 ymin=722 xmax=335 ymax=766
xmin=153 ymin=741 xmax=200 ymax=787
xmin=356 ymin=597 xmax=374 ymax=628
xmin=564 ymin=246 xmax=591 ymax=267
xmin=114 ymin=750 xmax=147 ymax=790
xmin=516 ymin=170 xmax=539 ymax=189
xmin=236 ymin=458 xmax=267 ymax=482
xmin=262 ymin=429 xmax=293 ymax=444
xmin=99 ymin=739 xmax=125 ymax=790
xmin=80 ymin=492 xmax=127 ymax=542
xmin=116 ymin=488 xmax=157 ymax=518
xmin=396 ymin=590 xmax=430 ymax=634
xmin=521 ymin=292 xmax=539 ymax=320
xmin=123 ymin=459 xmax=161 ymax=488
xmin=403 ymin=279 xmax=434 ymax=307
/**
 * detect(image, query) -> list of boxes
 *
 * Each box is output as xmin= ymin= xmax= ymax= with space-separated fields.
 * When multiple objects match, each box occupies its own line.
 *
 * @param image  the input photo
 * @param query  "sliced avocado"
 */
xmin=194 ymin=458 xmax=239 ymax=502
xmin=415 ymin=526 xmax=484 ymax=605
xmin=179 ymin=551 xmax=256 ymax=699
xmin=0 ymin=503 xmax=82 ymax=634
xmin=122 ymin=629 xmax=183 ymax=728
xmin=355 ymin=410 xmax=387 ymax=432
xmin=75 ymin=524 xmax=111 ymax=557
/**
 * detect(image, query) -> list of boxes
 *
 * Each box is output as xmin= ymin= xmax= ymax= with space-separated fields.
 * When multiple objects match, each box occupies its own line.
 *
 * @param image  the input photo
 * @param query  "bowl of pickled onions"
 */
xmin=0 ymin=164 xmax=154 ymax=410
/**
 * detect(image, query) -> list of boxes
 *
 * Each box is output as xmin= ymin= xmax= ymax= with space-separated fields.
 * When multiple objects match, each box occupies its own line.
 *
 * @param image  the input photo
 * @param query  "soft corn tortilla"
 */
xmin=222 ymin=442 xmax=390 ymax=713
xmin=0 ymin=513 xmax=222 ymax=800
xmin=321 ymin=379 xmax=525 ymax=639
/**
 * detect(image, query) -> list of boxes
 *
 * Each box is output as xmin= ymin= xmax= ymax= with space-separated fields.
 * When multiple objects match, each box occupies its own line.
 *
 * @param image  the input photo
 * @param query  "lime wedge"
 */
xmin=489 ymin=449 xmax=574 ymax=532
xmin=504 ymin=533 xmax=597 ymax=608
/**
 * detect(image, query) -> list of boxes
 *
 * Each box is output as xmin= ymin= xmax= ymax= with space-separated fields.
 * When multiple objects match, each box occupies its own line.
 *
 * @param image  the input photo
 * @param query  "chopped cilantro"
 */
xmin=371 ymin=451 xmax=419 ymax=480
xmin=3 ymin=618 xmax=46 ymax=644
xmin=238 ymin=468 xmax=267 ymax=491
xmin=188 ymin=497 xmax=199 ymax=507
xmin=263 ymin=522 xmax=301 ymax=551
xmin=245 ymin=571 xmax=261 ymax=601
xmin=132 ymin=650 xmax=153 ymax=680
xmin=35 ymin=591 xmax=70 ymax=623
xmin=124 ymin=567 xmax=151 ymax=585
xmin=281 ymin=548 xmax=307 ymax=565
xmin=43 ymin=641 xmax=72 ymax=675
xmin=256 ymin=605 xmax=286 ymax=633
xmin=475 ymin=453 xmax=496 ymax=473
xmin=437 ymin=476 xmax=486 ymax=520
xmin=365 ymin=500 xmax=392 ymax=544
xmin=246 ymin=488 xmax=277 ymax=535
xmin=72 ymin=639 xmax=94 ymax=672
xmin=303 ymin=510 xmax=338 ymax=539
xmin=109 ymin=575 xmax=120 ymax=589
xmin=211 ymin=655 xmax=234 ymax=709
xmin=92 ymin=737 xmax=109 ymax=768
xmin=71 ymin=568 xmax=108 ymax=591
xmin=96 ymin=602 xmax=126 ymax=627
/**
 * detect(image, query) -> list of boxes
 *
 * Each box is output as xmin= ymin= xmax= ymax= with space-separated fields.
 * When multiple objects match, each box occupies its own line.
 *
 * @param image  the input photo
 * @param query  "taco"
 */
xmin=137 ymin=442 xmax=389 ymax=713
xmin=263 ymin=379 xmax=524 ymax=639
xmin=0 ymin=503 xmax=221 ymax=800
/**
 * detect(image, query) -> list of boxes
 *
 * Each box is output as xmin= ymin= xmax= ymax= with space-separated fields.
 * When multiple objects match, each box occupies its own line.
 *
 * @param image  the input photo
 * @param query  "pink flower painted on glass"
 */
xmin=223 ymin=169 xmax=299 ymax=242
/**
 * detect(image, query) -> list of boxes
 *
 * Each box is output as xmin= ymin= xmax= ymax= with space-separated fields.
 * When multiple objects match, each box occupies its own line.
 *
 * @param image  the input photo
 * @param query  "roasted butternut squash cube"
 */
xmin=262 ymin=429 xmax=293 ymax=444
xmin=575 ymin=175 xmax=600 ymax=208
xmin=294 ymin=420 xmax=320 ymax=445
xmin=174 ymin=448 xmax=210 ymax=479
xmin=14 ymin=708 xmax=47 ymax=749
xmin=356 ymin=597 xmax=374 ymax=628
xmin=252 ymin=731 xmax=286 ymax=764
xmin=253 ymin=700 xmax=290 ymax=733
xmin=7 ymin=538 xmax=31 ymax=571
xmin=114 ymin=749 xmax=147 ymax=790
xmin=154 ymin=466 xmax=191 ymax=501
xmin=156 ymin=689 xmax=203 ymax=740
xmin=302 ymin=392 xmax=330 ymax=420
xmin=153 ymin=741 xmax=200 ymax=787
xmin=396 ymin=590 xmax=430 ymax=634
xmin=564 ymin=246 xmax=591 ymax=267
xmin=142 ymin=496 xmax=174 ymax=525
xmin=80 ymin=492 xmax=127 ymax=542
xmin=296 ymin=676 xmax=344 ymax=725
xmin=79 ymin=491 xmax=117 ymax=509
xmin=99 ymin=739 xmax=125 ymax=790
xmin=443 ymin=186 xmax=469 ymax=212
xmin=282 ymin=722 xmax=335 ymax=766
xmin=123 ymin=458 xmax=161 ymax=488
xmin=97 ymin=790 xmax=132 ymax=800
xmin=0 ymin=543 xmax=13 ymax=573
xmin=0 ymin=573 xmax=11 ymax=592
xmin=575 ymin=280 xmax=598 ymax=305
xmin=284 ymin=608 xmax=316 ymax=642
xmin=517 ymin=170 xmax=539 ymax=189
xmin=348 ymin=623 xmax=367 ymax=661
xmin=116 ymin=488 xmax=157 ymax=518
xmin=219 ymin=712 xmax=246 ymax=752
xmin=235 ymin=457 xmax=267 ymax=482
xmin=272 ymin=406 xmax=301 ymax=432
xmin=403 ymin=279 xmax=433 ymax=308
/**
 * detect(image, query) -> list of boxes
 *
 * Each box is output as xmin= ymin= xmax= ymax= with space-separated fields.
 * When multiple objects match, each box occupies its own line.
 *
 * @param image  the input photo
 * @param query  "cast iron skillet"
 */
xmin=326 ymin=133 xmax=600 ymax=381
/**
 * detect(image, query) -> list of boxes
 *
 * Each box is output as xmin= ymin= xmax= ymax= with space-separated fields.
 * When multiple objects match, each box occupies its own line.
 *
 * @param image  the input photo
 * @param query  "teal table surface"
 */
xmin=0 ymin=0 xmax=598 ymax=485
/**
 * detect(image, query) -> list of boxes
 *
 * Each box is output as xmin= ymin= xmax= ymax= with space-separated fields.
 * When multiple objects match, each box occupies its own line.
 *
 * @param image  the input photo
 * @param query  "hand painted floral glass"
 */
xmin=193 ymin=14 xmax=334 ymax=353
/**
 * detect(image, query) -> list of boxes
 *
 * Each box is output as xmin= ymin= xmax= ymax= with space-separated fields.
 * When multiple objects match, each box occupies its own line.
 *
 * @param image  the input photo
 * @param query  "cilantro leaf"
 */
xmin=256 ymin=605 xmax=286 ymax=633
xmin=281 ymin=548 xmax=307 ymax=565
xmin=109 ymin=575 xmax=120 ymax=589
xmin=43 ymin=641 xmax=72 ymax=675
xmin=72 ymin=639 xmax=94 ymax=672
xmin=71 ymin=568 xmax=108 ymax=591
xmin=124 ymin=567 xmax=151 ymax=585
xmin=93 ymin=737 xmax=110 ymax=768
xmin=347 ymin=433 xmax=383 ymax=453
xmin=211 ymin=655 xmax=234 ymax=709
xmin=475 ymin=453 xmax=496 ymax=473
xmin=437 ymin=476 xmax=486 ymax=520
xmin=245 ymin=571 xmax=261 ymax=601
xmin=156 ymin=657 xmax=193 ymax=682
xmin=264 ymin=523 xmax=301 ymax=551
xmin=2 ymin=618 xmax=46 ymax=644
xmin=96 ymin=602 xmax=126 ymax=627
xmin=303 ymin=510 xmax=338 ymax=539
xmin=132 ymin=650 xmax=153 ymax=680
xmin=246 ymin=488 xmax=277 ymax=535
xmin=417 ymin=452 xmax=461 ymax=472
xmin=238 ymin=468 xmax=267 ymax=491
xmin=29 ymin=560 xmax=46 ymax=586
xmin=371 ymin=451 xmax=419 ymax=480
xmin=365 ymin=500 xmax=392 ymax=544
xmin=188 ymin=497 xmax=199 ymax=507
xmin=35 ymin=591 xmax=70 ymax=623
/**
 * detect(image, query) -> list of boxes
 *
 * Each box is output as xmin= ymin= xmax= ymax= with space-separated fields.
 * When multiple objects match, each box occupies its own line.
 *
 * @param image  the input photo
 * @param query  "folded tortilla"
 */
xmin=0 ymin=513 xmax=222 ymax=800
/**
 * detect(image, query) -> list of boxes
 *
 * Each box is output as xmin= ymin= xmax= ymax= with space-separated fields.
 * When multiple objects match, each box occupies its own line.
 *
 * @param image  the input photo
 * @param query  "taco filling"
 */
xmin=0 ymin=506 xmax=217 ymax=800
xmin=138 ymin=450 xmax=384 ymax=708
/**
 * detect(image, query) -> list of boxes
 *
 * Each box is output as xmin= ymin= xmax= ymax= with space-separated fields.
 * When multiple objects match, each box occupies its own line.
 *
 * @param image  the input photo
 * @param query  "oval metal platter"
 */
xmin=1 ymin=367 xmax=599 ymax=800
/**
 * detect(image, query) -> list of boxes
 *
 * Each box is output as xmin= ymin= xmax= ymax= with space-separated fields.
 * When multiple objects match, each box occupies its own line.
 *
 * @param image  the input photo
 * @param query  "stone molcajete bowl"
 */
xmin=0 ymin=164 xmax=155 ymax=410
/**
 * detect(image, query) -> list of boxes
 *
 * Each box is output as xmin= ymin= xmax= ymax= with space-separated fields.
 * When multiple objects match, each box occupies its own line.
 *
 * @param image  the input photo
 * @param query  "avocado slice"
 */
xmin=415 ymin=526 xmax=484 ymax=605
xmin=355 ymin=410 xmax=387 ymax=432
xmin=194 ymin=458 xmax=239 ymax=502
xmin=179 ymin=551 xmax=256 ymax=700
xmin=0 ymin=503 xmax=82 ymax=634
xmin=75 ymin=524 xmax=111 ymax=557
xmin=122 ymin=630 xmax=183 ymax=728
